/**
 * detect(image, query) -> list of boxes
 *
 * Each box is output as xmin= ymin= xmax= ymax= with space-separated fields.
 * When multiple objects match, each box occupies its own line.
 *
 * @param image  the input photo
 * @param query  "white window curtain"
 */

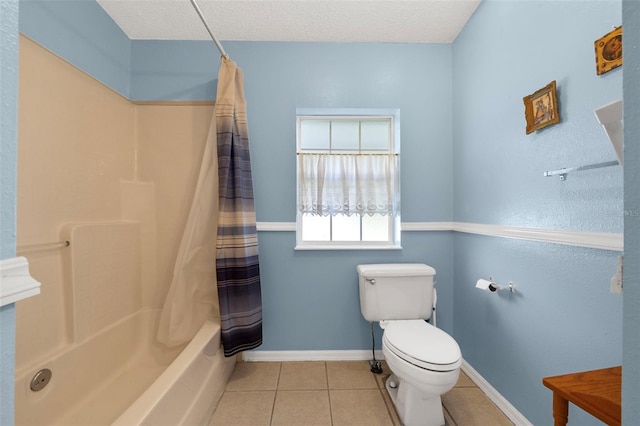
xmin=298 ymin=153 xmax=398 ymax=216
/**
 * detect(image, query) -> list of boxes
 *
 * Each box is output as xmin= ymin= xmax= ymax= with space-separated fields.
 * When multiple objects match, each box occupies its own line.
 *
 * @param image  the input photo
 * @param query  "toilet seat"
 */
xmin=382 ymin=320 xmax=461 ymax=372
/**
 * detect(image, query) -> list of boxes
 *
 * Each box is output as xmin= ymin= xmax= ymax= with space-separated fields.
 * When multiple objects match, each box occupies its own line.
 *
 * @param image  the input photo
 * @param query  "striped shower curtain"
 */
xmin=215 ymin=59 xmax=263 ymax=357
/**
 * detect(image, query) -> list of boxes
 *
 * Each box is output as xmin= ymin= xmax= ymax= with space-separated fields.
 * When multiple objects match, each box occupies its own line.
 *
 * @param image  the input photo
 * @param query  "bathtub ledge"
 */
xmin=0 ymin=256 xmax=41 ymax=306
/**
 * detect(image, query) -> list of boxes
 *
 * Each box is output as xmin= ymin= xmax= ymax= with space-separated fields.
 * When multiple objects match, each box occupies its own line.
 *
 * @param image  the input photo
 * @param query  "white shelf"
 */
xmin=0 ymin=257 xmax=41 ymax=307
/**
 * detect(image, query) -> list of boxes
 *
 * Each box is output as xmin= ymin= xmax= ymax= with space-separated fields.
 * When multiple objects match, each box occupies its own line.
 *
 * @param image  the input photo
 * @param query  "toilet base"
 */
xmin=385 ymin=374 xmax=445 ymax=426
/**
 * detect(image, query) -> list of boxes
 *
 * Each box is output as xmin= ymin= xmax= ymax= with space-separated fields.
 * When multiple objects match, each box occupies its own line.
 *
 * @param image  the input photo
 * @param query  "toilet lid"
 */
xmin=383 ymin=320 xmax=461 ymax=372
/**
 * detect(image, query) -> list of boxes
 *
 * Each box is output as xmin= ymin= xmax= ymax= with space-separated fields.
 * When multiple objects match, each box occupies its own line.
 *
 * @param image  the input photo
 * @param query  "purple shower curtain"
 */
xmin=215 ymin=59 xmax=263 ymax=357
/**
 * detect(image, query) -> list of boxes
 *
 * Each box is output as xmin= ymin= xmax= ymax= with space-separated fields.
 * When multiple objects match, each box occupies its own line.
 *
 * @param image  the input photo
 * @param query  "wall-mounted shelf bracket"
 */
xmin=543 ymin=160 xmax=619 ymax=181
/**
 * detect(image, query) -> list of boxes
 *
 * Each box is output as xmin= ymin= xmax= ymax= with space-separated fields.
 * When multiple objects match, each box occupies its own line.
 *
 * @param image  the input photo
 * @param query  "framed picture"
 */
xmin=523 ymin=80 xmax=560 ymax=135
xmin=595 ymin=26 xmax=622 ymax=76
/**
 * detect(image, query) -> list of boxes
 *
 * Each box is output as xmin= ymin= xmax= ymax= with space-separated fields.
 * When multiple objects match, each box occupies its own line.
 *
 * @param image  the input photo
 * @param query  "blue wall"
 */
xmin=130 ymin=40 xmax=458 ymax=347
xmin=130 ymin=40 xmax=217 ymax=100
xmin=454 ymin=0 xmax=622 ymax=231
xmin=622 ymin=0 xmax=640 ymax=424
xmin=258 ymin=232 xmax=454 ymax=350
xmin=454 ymin=235 xmax=621 ymax=424
xmin=453 ymin=1 xmax=622 ymax=424
xmin=15 ymin=0 xmax=640 ymax=424
xmin=0 ymin=0 xmax=19 ymax=424
xmin=231 ymin=41 xmax=457 ymax=345
xmin=19 ymin=0 xmax=131 ymax=97
xmin=20 ymin=4 xmax=458 ymax=344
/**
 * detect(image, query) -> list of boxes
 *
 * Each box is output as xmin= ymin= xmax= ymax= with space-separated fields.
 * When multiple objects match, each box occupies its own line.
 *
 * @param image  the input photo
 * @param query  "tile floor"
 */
xmin=208 ymin=360 xmax=514 ymax=426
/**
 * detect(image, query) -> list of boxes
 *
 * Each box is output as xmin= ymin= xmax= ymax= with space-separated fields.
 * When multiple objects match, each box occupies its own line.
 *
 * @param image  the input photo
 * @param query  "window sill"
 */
xmin=294 ymin=244 xmax=402 ymax=251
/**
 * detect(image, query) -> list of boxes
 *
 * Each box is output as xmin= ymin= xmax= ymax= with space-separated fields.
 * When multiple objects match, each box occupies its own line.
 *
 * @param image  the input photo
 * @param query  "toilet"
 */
xmin=357 ymin=263 xmax=461 ymax=426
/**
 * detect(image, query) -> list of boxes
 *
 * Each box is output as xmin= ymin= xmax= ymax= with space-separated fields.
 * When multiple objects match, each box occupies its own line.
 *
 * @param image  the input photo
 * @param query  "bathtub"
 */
xmin=15 ymin=308 xmax=236 ymax=425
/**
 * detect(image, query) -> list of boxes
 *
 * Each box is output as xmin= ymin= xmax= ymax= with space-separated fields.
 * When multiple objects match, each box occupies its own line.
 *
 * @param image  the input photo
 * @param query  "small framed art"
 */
xmin=523 ymin=80 xmax=560 ymax=135
xmin=595 ymin=26 xmax=622 ymax=76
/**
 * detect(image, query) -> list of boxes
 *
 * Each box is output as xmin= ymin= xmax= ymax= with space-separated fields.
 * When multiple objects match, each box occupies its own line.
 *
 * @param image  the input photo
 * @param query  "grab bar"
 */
xmin=17 ymin=240 xmax=70 ymax=254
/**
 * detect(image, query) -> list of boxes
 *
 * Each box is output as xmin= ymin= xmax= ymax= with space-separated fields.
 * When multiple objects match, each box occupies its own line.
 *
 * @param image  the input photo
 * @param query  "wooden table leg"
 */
xmin=552 ymin=393 xmax=569 ymax=426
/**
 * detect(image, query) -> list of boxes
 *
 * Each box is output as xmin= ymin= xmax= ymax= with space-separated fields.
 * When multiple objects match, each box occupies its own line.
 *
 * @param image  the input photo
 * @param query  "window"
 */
xmin=296 ymin=109 xmax=400 ymax=250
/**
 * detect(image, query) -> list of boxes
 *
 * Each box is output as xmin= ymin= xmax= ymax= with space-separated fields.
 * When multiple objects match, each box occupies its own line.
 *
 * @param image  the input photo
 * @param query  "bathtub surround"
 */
xmin=135 ymin=103 xmax=217 ymax=311
xmin=215 ymin=60 xmax=263 ymax=356
xmin=12 ymin=0 xmax=636 ymax=425
xmin=14 ymin=36 xmax=228 ymax=424
xmin=120 ymin=181 xmax=159 ymax=308
xmin=62 ymin=223 xmax=142 ymax=343
xmin=15 ymin=36 xmax=235 ymax=423
xmin=157 ymin=96 xmax=220 ymax=348
xmin=16 ymin=35 xmax=136 ymax=370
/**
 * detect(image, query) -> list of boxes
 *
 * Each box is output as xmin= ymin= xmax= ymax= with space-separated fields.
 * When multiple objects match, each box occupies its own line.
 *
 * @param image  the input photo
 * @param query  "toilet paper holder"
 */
xmin=476 ymin=277 xmax=515 ymax=293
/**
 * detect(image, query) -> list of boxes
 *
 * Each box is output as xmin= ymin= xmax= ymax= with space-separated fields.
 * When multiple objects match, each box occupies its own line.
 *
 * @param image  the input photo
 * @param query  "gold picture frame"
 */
xmin=523 ymin=80 xmax=560 ymax=135
xmin=595 ymin=26 xmax=622 ymax=76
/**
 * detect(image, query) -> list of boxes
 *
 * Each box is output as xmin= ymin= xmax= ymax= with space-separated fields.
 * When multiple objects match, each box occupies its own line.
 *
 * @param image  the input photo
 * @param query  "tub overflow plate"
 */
xmin=30 ymin=368 xmax=52 ymax=391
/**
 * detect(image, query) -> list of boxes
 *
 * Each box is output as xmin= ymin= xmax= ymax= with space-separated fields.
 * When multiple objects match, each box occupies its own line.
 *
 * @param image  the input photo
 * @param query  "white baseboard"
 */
xmin=461 ymin=360 xmax=533 ymax=426
xmin=242 ymin=349 xmax=384 ymax=362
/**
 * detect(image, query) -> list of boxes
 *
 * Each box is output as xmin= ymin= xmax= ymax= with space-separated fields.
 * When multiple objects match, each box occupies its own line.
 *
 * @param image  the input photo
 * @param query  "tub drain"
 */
xmin=30 ymin=368 xmax=52 ymax=391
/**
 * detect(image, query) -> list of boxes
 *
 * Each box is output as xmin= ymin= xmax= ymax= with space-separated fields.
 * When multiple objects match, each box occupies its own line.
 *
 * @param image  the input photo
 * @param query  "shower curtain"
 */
xmin=215 ymin=59 xmax=263 ymax=357
xmin=157 ymin=105 xmax=220 ymax=347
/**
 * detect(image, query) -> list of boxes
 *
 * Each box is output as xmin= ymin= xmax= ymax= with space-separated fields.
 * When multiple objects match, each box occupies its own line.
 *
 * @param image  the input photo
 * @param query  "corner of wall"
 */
xmin=19 ymin=0 xmax=132 ymax=99
xmin=622 ymin=1 xmax=640 ymax=424
xmin=0 ymin=0 xmax=19 ymax=423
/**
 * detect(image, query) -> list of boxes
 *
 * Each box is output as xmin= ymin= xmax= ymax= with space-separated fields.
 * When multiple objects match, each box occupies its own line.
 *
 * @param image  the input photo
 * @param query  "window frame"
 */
xmin=295 ymin=108 xmax=401 ymax=250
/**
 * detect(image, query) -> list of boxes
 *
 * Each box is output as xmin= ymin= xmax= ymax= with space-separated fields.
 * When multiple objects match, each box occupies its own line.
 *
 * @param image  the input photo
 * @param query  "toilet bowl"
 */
xmin=357 ymin=264 xmax=462 ymax=426
xmin=381 ymin=320 xmax=461 ymax=426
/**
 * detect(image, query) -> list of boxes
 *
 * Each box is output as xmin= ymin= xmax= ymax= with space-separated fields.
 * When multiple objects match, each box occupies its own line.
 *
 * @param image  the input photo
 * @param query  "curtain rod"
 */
xmin=189 ymin=0 xmax=229 ymax=61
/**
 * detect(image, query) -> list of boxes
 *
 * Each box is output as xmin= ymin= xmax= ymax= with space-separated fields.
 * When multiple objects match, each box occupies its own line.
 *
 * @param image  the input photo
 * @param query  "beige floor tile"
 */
xmin=375 ymin=372 xmax=390 ymax=389
xmin=278 ymin=361 xmax=328 ymax=390
xmin=454 ymin=370 xmax=476 ymax=388
xmin=271 ymin=390 xmax=332 ymax=425
xmin=377 ymin=384 xmax=402 ymax=426
xmin=330 ymin=389 xmax=394 ymax=426
xmin=442 ymin=388 xmax=513 ymax=426
xmin=212 ymin=361 xmax=512 ymax=426
xmin=327 ymin=361 xmax=378 ymax=389
xmin=443 ymin=405 xmax=457 ymax=426
xmin=209 ymin=391 xmax=275 ymax=426
xmin=225 ymin=362 xmax=281 ymax=391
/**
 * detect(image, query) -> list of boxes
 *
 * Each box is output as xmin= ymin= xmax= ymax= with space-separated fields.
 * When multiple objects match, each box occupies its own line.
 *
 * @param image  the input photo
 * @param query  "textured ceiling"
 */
xmin=97 ymin=0 xmax=481 ymax=43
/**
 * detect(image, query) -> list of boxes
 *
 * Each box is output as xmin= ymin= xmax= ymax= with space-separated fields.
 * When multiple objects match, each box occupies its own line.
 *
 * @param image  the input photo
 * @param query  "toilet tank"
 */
xmin=357 ymin=263 xmax=436 ymax=322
